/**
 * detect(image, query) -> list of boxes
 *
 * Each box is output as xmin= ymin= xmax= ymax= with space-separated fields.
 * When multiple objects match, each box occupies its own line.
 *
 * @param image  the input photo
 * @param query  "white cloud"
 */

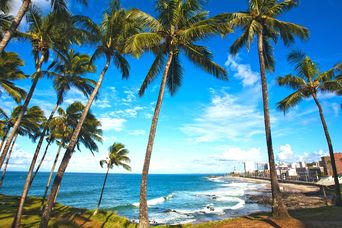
xmin=181 ymin=89 xmax=265 ymax=143
xmin=129 ymin=130 xmax=146 ymax=136
xmin=213 ymin=147 xmax=263 ymax=162
xmin=277 ymin=144 xmax=295 ymax=162
xmin=225 ymin=55 xmax=259 ymax=87
xmin=331 ymin=103 xmax=340 ymax=117
xmin=99 ymin=117 xmax=126 ymax=132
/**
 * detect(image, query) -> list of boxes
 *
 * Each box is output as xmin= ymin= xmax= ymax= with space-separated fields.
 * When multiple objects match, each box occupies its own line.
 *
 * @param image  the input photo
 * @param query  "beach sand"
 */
xmin=229 ymin=176 xmax=329 ymax=210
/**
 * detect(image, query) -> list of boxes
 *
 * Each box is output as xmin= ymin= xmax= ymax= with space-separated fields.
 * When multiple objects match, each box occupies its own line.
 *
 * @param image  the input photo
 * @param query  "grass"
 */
xmin=1 ymin=194 xmax=342 ymax=227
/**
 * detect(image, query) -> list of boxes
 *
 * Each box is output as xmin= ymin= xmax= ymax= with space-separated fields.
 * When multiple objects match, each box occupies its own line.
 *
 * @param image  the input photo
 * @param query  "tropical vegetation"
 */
xmin=0 ymin=0 xmax=341 ymax=227
xmin=94 ymin=142 xmax=131 ymax=215
xmin=219 ymin=0 xmax=309 ymax=218
xmin=277 ymin=51 xmax=342 ymax=206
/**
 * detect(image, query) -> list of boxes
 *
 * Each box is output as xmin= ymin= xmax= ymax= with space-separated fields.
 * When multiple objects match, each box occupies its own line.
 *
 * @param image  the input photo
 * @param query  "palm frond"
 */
xmin=277 ymin=90 xmax=304 ymax=114
xmin=139 ymin=53 xmax=166 ymax=96
xmin=277 ymin=74 xmax=305 ymax=90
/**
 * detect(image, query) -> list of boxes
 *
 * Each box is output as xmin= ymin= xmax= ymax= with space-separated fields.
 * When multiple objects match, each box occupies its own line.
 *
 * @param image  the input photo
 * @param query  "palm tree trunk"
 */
xmin=0 ymin=133 xmax=18 ymax=187
xmin=0 ymin=0 xmax=31 ymax=53
xmin=0 ymin=54 xmax=45 ymax=170
xmin=30 ymin=139 xmax=52 ymax=187
xmin=312 ymin=93 xmax=342 ymax=206
xmin=29 ymin=98 xmax=61 ymax=187
xmin=0 ymin=127 xmax=10 ymax=152
xmin=11 ymin=54 xmax=46 ymax=228
xmin=257 ymin=31 xmax=289 ymax=218
xmin=94 ymin=165 xmax=110 ymax=215
xmin=40 ymin=142 xmax=63 ymax=210
xmin=139 ymin=52 xmax=174 ymax=228
xmin=40 ymin=56 xmax=111 ymax=228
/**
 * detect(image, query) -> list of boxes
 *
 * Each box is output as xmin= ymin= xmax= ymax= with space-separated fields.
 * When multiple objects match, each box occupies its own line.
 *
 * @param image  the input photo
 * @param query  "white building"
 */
xmin=244 ymin=161 xmax=256 ymax=173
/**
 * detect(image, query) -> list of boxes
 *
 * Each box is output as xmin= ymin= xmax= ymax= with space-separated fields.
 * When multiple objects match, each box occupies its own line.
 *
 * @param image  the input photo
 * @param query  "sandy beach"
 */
xmin=226 ymin=176 xmax=329 ymax=210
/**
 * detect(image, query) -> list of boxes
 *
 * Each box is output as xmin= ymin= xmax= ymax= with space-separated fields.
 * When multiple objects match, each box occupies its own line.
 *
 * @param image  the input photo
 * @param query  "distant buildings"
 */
xmin=321 ymin=153 xmax=342 ymax=176
xmin=242 ymin=152 xmax=342 ymax=182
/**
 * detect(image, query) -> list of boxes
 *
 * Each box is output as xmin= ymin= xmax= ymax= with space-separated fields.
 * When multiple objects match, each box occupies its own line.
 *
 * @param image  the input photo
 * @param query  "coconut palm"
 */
xmin=94 ymin=142 xmax=131 ymax=215
xmin=10 ymin=8 xmax=90 ymax=228
xmin=40 ymin=1 xmax=142 ymax=226
xmin=29 ymin=48 xmax=96 ymax=186
xmin=218 ymin=0 xmax=309 ymax=218
xmin=0 ymin=6 xmax=86 ymax=170
xmin=40 ymin=102 xmax=102 ymax=209
xmin=0 ymin=105 xmax=45 ymax=187
xmin=0 ymin=0 xmax=88 ymax=53
xmin=277 ymin=51 xmax=342 ymax=206
xmin=0 ymin=52 xmax=27 ymax=103
xmin=125 ymin=0 xmax=228 ymax=226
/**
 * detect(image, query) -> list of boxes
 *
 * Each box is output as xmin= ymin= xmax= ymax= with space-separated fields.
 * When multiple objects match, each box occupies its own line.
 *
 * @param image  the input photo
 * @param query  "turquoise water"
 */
xmin=0 ymin=172 xmax=269 ymax=224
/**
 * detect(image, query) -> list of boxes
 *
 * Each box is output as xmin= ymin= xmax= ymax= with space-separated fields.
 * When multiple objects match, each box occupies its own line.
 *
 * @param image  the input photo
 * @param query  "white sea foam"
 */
xmin=133 ymin=193 xmax=175 ymax=207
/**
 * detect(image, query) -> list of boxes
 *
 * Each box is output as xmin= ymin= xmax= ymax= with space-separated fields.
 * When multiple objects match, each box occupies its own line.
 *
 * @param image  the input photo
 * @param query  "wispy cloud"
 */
xmin=181 ymin=89 xmax=265 ymax=143
xmin=225 ymin=55 xmax=259 ymax=87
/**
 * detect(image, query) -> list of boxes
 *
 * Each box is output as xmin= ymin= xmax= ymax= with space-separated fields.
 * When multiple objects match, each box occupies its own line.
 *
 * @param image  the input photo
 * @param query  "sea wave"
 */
xmin=133 ymin=193 xmax=175 ymax=207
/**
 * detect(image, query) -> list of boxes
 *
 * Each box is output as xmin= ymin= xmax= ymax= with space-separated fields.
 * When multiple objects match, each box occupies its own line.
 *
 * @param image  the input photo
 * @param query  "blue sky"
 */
xmin=2 ymin=0 xmax=342 ymax=174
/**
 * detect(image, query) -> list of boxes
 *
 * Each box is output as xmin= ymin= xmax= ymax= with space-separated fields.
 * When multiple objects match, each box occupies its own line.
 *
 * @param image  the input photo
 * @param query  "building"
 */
xmin=321 ymin=153 xmax=342 ymax=176
xmin=244 ymin=161 xmax=256 ymax=174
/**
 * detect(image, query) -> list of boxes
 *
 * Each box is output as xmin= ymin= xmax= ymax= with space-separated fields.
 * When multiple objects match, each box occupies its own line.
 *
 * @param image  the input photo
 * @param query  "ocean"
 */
xmin=0 ymin=172 xmax=270 ymax=224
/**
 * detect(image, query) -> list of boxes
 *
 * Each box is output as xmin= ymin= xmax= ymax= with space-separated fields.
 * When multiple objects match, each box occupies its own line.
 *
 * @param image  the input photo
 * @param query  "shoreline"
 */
xmin=1 ymin=194 xmax=341 ymax=227
xmin=225 ymin=176 xmax=330 ymax=210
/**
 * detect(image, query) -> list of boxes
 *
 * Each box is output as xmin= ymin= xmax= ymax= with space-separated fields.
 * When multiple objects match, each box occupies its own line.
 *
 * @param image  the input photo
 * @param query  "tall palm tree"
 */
xmin=94 ymin=142 xmax=131 ymax=215
xmin=0 ymin=0 xmax=88 ymax=53
xmin=277 ymin=51 xmax=342 ymax=206
xmin=0 ymin=105 xmax=45 ymax=187
xmin=0 ymin=6 xmax=85 ymax=170
xmin=11 ymin=8 xmax=89 ymax=228
xmin=40 ymin=1 xmax=142 ymax=226
xmin=219 ymin=0 xmax=309 ymax=218
xmin=125 ymin=1 xmax=229 ymax=226
xmin=0 ymin=52 xmax=27 ymax=103
xmin=40 ymin=102 xmax=102 ymax=209
xmin=29 ymin=48 xmax=96 ymax=186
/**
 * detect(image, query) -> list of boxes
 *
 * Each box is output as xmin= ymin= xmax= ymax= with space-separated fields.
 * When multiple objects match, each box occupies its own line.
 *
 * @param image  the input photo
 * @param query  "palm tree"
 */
xmin=277 ymin=51 xmax=342 ymax=206
xmin=40 ymin=1 xmax=142 ymax=226
xmin=0 ymin=0 xmax=12 ymax=39
xmin=0 ymin=105 xmax=45 ymax=187
xmin=219 ymin=0 xmax=309 ymax=218
xmin=11 ymin=8 xmax=90 ymax=228
xmin=0 ymin=6 xmax=85 ymax=170
xmin=40 ymin=102 xmax=102 ymax=209
xmin=0 ymin=52 xmax=27 ymax=103
xmin=94 ymin=142 xmax=131 ymax=215
xmin=125 ymin=1 xmax=228 ymax=226
xmin=0 ymin=0 xmax=88 ymax=53
xmin=29 ymin=48 xmax=96 ymax=186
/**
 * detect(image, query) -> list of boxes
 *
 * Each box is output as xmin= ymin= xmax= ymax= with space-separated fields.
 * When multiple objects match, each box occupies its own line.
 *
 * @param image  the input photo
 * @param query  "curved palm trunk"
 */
xmin=257 ymin=31 xmax=289 ymax=218
xmin=94 ymin=165 xmax=110 ymax=215
xmin=0 ymin=0 xmax=31 ymax=53
xmin=29 ymin=98 xmax=61 ymax=187
xmin=312 ymin=93 xmax=342 ymax=206
xmin=0 ymin=133 xmax=18 ymax=187
xmin=0 ymin=54 xmax=45 ymax=170
xmin=11 ymin=54 xmax=46 ymax=228
xmin=0 ymin=127 xmax=10 ymax=152
xmin=30 ymin=139 xmax=52 ymax=187
xmin=40 ymin=57 xmax=111 ymax=228
xmin=40 ymin=142 xmax=63 ymax=210
xmin=139 ymin=52 xmax=174 ymax=228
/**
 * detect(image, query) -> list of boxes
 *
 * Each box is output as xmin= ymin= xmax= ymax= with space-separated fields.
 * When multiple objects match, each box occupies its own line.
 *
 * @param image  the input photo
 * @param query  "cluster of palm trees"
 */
xmin=0 ymin=0 xmax=341 ymax=227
